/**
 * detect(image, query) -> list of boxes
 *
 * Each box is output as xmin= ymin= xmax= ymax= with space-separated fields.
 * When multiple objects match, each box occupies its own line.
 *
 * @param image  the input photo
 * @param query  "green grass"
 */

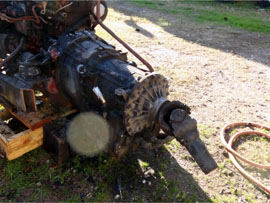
xmin=0 ymin=149 xmax=51 ymax=201
xmin=130 ymin=0 xmax=270 ymax=34
xmin=0 ymin=149 xmax=114 ymax=201
xmin=198 ymin=124 xmax=217 ymax=139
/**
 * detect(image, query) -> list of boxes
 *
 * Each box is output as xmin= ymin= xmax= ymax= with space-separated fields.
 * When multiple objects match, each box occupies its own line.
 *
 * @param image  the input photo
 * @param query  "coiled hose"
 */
xmin=220 ymin=122 xmax=270 ymax=194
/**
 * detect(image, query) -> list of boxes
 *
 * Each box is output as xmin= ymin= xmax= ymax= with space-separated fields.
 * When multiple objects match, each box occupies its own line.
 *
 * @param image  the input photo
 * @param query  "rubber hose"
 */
xmin=0 ymin=37 xmax=24 ymax=69
xmin=220 ymin=122 xmax=270 ymax=194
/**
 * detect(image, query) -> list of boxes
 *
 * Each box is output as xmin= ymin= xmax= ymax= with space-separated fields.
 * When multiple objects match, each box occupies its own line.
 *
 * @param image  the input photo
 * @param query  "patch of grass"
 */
xmin=198 ymin=124 xmax=217 ymax=139
xmin=165 ymin=139 xmax=181 ymax=153
xmin=138 ymin=159 xmax=150 ymax=168
xmin=130 ymin=0 xmax=270 ymax=34
xmin=92 ymin=182 xmax=111 ymax=202
xmin=66 ymin=194 xmax=81 ymax=202
xmin=157 ymin=17 xmax=170 ymax=26
xmin=130 ymin=0 xmax=165 ymax=9
xmin=0 ymin=149 xmax=53 ymax=201
xmin=194 ymin=9 xmax=270 ymax=34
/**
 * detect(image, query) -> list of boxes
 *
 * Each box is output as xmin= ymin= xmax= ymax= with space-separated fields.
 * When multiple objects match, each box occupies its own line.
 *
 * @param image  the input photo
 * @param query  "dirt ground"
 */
xmin=1 ymin=1 xmax=270 ymax=202
xmin=96 ymin=1 xmax=270 ymax=202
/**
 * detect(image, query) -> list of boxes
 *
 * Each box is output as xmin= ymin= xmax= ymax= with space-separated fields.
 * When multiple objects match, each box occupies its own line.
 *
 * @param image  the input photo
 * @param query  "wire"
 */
xmin=0 ymin=37 xmax=24 ymax=69
xmin=220 ymin=122 xmax=270 ymax=194
xmin=56 ymin=2 xmax=73 ymax=13
xmin=0 ymin=4 xmax=43 ymax=24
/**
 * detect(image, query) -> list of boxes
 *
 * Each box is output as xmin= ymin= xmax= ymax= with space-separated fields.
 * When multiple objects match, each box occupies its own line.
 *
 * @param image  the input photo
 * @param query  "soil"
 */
xmin=1 ymin=1 xmax=270 ymax=202
xmin=95 ymin=1 xmax=270 ymax=202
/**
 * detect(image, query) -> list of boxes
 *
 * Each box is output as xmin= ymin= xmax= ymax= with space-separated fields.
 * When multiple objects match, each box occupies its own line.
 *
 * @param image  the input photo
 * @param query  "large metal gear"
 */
xmin=124 ymin=74 xmax=169 ymax=136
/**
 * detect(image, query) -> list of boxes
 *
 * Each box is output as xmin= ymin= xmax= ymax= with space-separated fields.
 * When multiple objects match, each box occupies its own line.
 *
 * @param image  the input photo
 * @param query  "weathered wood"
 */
xmin=0 ymin=108 xmax=12 ymax=121
xmin=0 ymin=96 xmax=77 ymax=161
xmin=0 ymin=120 xmax=15 ymax=158
xmin=6 ymin=107 xmax=77 ymax=131
xmin=43 ymin=119 xmax=71 ymax=164
xmin=0 ymin=121 xmax=43 ymax=160
xmin=0 ymin=120 xmax=15 ymax=139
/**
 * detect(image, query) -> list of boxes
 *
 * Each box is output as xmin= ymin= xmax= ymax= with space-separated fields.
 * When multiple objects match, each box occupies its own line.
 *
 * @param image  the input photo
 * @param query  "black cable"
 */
xmin=0 ymin=37 xmax=24 ymax=69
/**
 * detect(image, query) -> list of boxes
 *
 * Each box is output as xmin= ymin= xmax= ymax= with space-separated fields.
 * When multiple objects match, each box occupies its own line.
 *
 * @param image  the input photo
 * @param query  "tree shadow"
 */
xmin=124 ymin=17 xmax=154 ymax=38
xmin=0 ymin=145 xmax=212 ymax=202
xmin=43 ymin=146 xmax=212 ymax=202
xmin=114 ymin=147 xmax=212 ymax=202
xmin=79 ymin=147 xmax=212 ymax=202
xmin=108 ymin=1 xmax=270 ymax=67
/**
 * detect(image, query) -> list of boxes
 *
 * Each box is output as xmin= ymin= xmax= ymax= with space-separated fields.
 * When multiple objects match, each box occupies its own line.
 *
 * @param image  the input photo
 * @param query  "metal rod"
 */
xmin=96 ymin=0 xmax=101 ymax=21
xmin=98 ymin=21 xmax=154 ymax=72
xmin=94 ymin=0 xmax=153 ymax=72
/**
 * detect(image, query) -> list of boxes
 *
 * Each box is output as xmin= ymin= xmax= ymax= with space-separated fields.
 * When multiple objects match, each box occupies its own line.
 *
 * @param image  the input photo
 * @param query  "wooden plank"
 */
xmin=0 ymin=120 xmax=14 ymax=158
xmin=4 ymin=127 xmax=43 ymax=160
xmin=52 ymin=109 xmax=78 ymax=119
xmin=0 ymin=134 xmax=7 ymax=157
xmin=0 ymin=96 xmax=78 ymax=160
xmin=43 ymin=120 xmax=71 ymax=164
xmin=0 ymin=120 xmax=15 ymax=140
xmin=0 ymin=120 xmax=43 ymax=160
xmin=7 ymin=108 xmax=77 ymax=131
xmin=0 ymin=108 xmax=12 ymax=121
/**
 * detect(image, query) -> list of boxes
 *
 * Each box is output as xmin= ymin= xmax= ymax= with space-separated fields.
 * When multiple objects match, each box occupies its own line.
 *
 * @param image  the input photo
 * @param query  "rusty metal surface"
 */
xmin=0 ymin=74 xmax=37 ymax=112
xmin=95 ymin=0 xmax=154 ymax=72
xmin=158 ymin=102 xmax=217 ymax=174
xmin=124 ymin=74 xmax=168 ymax=136
xmin=9 ymin=110 xmax=51 ymax=131
xmin=98 ymin=21 xmax=154 ymax=72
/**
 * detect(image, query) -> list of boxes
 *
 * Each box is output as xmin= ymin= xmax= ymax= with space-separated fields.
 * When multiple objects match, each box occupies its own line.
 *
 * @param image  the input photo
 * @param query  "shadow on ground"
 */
xmin=125 ymin=17 xmax=154 ymax=38
xmin=110 ymin=147 xmax=211 ymax=202
xmin=108 ymin=1 xmax=270 ymax=67
xmin=0 ymin=147 xmax=211 ymax=202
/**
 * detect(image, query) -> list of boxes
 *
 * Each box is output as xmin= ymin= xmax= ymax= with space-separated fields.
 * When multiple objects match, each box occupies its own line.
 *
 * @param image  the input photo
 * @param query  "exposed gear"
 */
xmin=124 ymin=74 xmax=169 ymax=135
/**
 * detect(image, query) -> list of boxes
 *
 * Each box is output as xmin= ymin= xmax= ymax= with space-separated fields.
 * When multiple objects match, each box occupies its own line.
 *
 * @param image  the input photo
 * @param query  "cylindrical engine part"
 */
xmin=55 ymin=30 xmax=146 ymax=112
xmin=183 ymin=135 xmax=217 ymax=174
xmin=159 ymin=103 xmax=217 ymax=174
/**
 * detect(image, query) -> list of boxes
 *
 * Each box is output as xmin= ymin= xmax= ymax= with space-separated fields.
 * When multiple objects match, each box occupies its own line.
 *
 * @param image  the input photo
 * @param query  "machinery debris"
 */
xmin=0 ymin=1 xmax=217 ymax=175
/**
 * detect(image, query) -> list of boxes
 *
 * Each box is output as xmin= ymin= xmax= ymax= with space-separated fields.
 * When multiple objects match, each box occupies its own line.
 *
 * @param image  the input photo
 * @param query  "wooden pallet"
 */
xmin=0 ymin=98 xmax=77 ymax=160
xmin=0 ymin=121 xmax=43 ymax=160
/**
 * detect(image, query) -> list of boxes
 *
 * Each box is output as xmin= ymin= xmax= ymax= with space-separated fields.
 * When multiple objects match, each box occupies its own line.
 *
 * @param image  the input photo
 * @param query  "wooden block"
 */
xmin=43 ymin=119 xmax=71 ymax=164
xmin=0 ymin=125 xmax=43 ymax=160
xmin=0 ymin=96 xmax=77 ymax=161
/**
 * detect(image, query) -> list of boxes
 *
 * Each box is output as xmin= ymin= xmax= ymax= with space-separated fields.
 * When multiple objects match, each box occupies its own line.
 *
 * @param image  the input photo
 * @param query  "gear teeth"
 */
xmin=124 ymin=74 xmax=169 ymax=136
